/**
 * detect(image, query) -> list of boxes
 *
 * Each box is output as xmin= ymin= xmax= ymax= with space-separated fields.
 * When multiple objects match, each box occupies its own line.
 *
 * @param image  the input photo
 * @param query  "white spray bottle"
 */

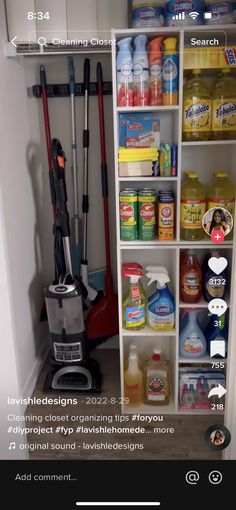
xmin=133 ymin=34 xmax=149 ymax=106
xmin=146 ymin=267 xmax=175 ymax=331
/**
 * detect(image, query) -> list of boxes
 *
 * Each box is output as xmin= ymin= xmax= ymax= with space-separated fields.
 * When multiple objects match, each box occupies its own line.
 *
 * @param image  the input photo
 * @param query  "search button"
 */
xmin=185 ymin=471 xmax=200 ymax=485
xmin=38 ymin=37 xmax=47 ymax=47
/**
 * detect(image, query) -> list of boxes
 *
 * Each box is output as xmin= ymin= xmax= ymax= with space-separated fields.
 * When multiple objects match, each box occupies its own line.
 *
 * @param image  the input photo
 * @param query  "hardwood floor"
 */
xmin=25 ymin=349 xmax=223 ymax=460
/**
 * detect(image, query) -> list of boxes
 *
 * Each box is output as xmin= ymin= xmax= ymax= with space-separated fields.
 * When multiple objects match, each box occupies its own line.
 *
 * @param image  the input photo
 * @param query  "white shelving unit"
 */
xmin=111 ymin=25 xmax=236 ymax=417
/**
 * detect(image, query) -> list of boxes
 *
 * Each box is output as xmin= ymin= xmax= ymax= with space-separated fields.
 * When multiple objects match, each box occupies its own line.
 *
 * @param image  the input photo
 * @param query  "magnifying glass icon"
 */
xmin=38 ymin=36 xmax=47 ymax=47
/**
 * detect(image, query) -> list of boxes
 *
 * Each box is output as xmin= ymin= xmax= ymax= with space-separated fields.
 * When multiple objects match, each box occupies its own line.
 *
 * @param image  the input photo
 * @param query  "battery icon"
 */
xmin=204 ymin=12 xmax=213 ymax=19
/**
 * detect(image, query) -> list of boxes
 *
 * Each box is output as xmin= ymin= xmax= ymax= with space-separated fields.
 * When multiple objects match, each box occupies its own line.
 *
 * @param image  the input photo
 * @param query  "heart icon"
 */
xmin=208 ymin=257 xmax=228 ymax=275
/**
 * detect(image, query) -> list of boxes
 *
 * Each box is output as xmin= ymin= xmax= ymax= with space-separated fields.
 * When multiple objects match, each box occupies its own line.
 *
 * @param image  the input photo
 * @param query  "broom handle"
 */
xmin=97 ymin=63 xmax=112 ymax=287
xmin=40 ymin=65 xmax=56 ymax=221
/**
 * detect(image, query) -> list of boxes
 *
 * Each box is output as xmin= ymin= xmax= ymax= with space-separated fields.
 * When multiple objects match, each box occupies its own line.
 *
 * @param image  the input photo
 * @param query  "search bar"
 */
xmin=75 ymin=504 xmax=161 ymax=507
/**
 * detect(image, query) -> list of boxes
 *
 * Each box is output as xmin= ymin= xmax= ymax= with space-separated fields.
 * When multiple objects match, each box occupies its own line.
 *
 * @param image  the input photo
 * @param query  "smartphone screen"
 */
xmin=1 ymin=1 xmax=236 ymax=508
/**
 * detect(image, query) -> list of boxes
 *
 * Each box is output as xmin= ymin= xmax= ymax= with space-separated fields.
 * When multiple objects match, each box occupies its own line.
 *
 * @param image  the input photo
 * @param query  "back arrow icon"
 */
xmin=208 ymin=384 xmax=227 ymax=399
xmin=11 ymin=36 xmax=18 ymax=47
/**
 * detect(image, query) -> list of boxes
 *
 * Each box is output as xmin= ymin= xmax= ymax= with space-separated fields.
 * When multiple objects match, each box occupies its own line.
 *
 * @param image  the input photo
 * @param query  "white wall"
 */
xmin=0 ymin=0 xmax=47 ymax=458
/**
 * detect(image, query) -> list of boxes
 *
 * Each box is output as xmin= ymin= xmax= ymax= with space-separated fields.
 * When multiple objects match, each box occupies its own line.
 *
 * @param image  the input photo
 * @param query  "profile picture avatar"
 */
xmin=210 ymin=430 xmax=225 ymax=446
xmin=202 ymin=207 xmax=233 ymax=237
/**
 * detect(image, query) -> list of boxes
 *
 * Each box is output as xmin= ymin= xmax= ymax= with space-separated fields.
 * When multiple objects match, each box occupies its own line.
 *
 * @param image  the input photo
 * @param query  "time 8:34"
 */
xmin=28 ymin=12 xmax=50 ymax=21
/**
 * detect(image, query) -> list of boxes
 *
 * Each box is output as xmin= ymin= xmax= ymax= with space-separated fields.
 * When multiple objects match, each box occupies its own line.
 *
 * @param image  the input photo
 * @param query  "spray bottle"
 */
xmin=163 ymin=38 xmax=179 ymax=106
xmin=148 ymin=36 xmax=164 ymax=106
xmin=133 ymin=34 xmax=149 ymax=106
xmin=117 ymin=37 xmax=133 ymax=107
xmin=122 ymin=268 xmax=146 ymax=330
xmin=146 ymin=267 xmax=175 ymax=331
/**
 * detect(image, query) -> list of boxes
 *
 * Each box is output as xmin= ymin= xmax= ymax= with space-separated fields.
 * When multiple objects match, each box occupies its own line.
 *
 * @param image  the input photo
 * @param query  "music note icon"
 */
xmin=9 ymin=442 xmax=16 ymax=450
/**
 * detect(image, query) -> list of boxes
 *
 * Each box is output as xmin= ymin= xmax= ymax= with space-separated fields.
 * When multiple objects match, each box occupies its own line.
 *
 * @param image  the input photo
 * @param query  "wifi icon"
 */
xmin=189 ymin=11 xmax=199 ymax=19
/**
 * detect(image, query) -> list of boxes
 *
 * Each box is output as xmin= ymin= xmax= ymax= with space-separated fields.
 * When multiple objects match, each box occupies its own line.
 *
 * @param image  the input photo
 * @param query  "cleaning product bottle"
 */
xmin=124 ymin=350 xmax=143 ymax=406
xmin=202 ymin=250 xmax=228 ymax=302
xmin=212 ymin=69 xmax=236 ymax=140
xmin=132 ymin=0 xmax=165 ymax=28
xmin=196 ymin=378 xmax=209 ymax=410
xmin=133 ymin=34 xmax=149 ymax=106
xmin=143 ymin=349 xmax=170 ymax=405
xmin=122 ymin=268 xmax=146 ymax=330
xmin=148 ymin=36 xmax=164 ymax=106
xmin=181 ymin=171 xmax=207 ymax=241
xmin=204 ymin=312 xmax=228 ymax=358
xmin=179 ymin=309 xmax=207 ymax=359
xmin=180 ymin=383 xmax=195 ymax=410
xmin=183 ymin=69 xmax=212 ymax=141
xmin=180 ymin=250 xmax=202 ymax=303
xmin=122 ymin=263 xmax=144 ymax=300
xmin=117 ymin=37 xmax=133 ymax=107
xmin=146 ymin=267 xmax=175 ymax=330
xmin=162 ymin=38 xmax=179 ymax=105
xmin=207 ymin=171 xmax=235 ymax=235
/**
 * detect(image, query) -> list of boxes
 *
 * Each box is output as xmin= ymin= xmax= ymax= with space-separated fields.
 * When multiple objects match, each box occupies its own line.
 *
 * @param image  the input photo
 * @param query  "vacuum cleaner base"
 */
xmin=43 ymin=358 xmax=102 ymax=393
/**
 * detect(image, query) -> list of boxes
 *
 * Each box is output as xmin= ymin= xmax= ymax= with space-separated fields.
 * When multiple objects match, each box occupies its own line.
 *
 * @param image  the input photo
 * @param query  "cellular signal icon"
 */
xmin=172 ymin=11 xmax=185 ymax=21
xmin=189 ymin=11 xmax=200 ymax=20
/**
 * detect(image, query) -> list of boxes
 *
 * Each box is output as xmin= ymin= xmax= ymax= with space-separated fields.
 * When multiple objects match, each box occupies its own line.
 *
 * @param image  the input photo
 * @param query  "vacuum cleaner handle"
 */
xmin=40 ymin=65 xmax=56 ymax=219
xmin=51 ymin=139 xmax=70 ymax=238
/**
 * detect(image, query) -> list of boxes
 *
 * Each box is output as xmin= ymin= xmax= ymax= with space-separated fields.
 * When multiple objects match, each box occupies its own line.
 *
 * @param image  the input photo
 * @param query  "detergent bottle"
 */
xmin=146 ymin=267 xmax=175 ymax=330
xmin=148 ymin=36 xmax=164 ymax=106
xmin=162 ymin=38 xmax=179 ymax=105
xmin=183 ymin=69 xmax=212 ymax=141
xmin=181 ymin=171 xmax=207 ymax=241
xmin=122 ymin=268 xmax=146 ymax=330
xmin=117 ymin=37 xmax=133 ymax=107
xmin=212 ymin=69 xmax=236 ymax=140
xmin=204 ymin=312 xmax=228 ymax=358
xmin=133 ymin=34 xmax=149 ymax=106
xmin=143 ymin=349 xmax=170 ymax=405
xmin=179 ymin=309 xmax=207 ymax=359
xmin=207 ymin=171 xmax=235 ymax=218
xmin=180 ymin=250 xmax=202 ymax=303
xmin=124 ymin=350 xmax=143 ymax=406
xmin=207 ymin=171 xmax=235 ymax=240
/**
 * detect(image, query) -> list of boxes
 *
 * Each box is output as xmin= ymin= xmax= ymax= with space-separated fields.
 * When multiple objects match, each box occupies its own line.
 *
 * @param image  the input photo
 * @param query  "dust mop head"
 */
xmin=85 ymin=294 xmax=119 ymax=342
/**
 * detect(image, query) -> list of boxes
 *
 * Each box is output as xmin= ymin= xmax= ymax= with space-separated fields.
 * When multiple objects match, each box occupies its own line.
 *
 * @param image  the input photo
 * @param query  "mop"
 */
xmin=80 ymin=58 xmax=103 ymax=304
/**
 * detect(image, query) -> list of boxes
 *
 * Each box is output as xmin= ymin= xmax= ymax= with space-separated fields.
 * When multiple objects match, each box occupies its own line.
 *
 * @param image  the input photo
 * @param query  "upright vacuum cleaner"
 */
xmin=44 ymin=139 xmax=102 ymax=392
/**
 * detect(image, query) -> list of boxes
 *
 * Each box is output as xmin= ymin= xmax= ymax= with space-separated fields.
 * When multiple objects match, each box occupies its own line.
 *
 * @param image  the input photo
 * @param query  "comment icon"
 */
xmin=208 ymin=298 xmax=227 ymax=317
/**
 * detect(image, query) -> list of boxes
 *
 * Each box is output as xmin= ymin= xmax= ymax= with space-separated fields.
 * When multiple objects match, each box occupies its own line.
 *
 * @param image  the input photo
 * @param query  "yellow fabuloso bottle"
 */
xmin=207 ymin=171 xmax=235 ymax=240
xmin=211 ymin=69 xmax=236 ymax=140
xmin=181 ymin=171 xmax=207 ymax=241
xmin=183 ymin=69 xmax=212 ymax=141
